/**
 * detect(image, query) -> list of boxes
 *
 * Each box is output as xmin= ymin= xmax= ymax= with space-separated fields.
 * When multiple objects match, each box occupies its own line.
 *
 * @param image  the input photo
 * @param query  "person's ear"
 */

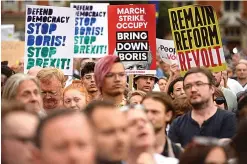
xmin=170 ymin=92 xmax=175 ymax=99
xmin=165 ymin=110 xmax=173 ymax=123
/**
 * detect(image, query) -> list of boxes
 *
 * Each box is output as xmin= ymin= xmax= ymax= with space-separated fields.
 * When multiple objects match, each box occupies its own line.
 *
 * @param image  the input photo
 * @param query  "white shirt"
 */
xmin=227 ymin=78 xmax=244 ymax=95
xmin=154 ymin=153 xmax=179 ymax=164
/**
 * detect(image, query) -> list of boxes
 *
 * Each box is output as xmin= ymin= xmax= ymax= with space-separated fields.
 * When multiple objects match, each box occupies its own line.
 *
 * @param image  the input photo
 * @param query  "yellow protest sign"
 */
xmin=168 ymin=5 xmax=226 ymax=75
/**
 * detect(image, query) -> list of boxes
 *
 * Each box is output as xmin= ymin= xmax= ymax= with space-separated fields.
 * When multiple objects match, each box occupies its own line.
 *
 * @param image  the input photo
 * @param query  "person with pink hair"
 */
xmin=94 ymin=55 xmax=127 ymax=106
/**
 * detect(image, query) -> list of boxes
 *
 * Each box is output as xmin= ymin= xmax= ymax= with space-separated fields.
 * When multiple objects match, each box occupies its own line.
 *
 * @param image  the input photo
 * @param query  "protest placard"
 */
xmin=1 ymin=41 xmax=25 ymax=66
xmin=156 ymin=39 xmax=178 ymax=65
xmin=108 ymin=4 xmax=156 ymax=74
xmin=71 ymin=3 xmax=108 ymax=58
xmin=24 ymin=5 xmax=75 ymax=75
xmin=168 ymin=5 xmax=226 ymax=75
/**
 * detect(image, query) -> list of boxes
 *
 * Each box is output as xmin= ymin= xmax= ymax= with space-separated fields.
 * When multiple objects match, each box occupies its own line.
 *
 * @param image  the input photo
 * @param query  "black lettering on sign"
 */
xmin=116 ymin=31 xmax=148 ymax=41
xmin=118 ymin=52 xmax=148 ymax=61
xmin=116 ymin=41 xmax=149 ymax=51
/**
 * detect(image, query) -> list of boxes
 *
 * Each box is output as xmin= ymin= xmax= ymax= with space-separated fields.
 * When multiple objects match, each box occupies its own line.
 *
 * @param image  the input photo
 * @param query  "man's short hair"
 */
xmin=167 ymin=77 xmax=184 ymax=97
xmin=2 ymin=73 xmax=40 ymax=101
xmin=81 ymin=62 xmax=95 ymax=77
xmin=34 ymin=109 xmax=79 ymax=148
xmin=183 ymin=67 xmax=215 ymax=86
xmin=94 ymin=56 xmax=121 ymax=91
xmin=142 ymin=92 xmax=175 ymax=123
xmin=83 ymin=100 xmax=116 ymax=120
xmin=37 ymin=67 xmax=65 ymax=87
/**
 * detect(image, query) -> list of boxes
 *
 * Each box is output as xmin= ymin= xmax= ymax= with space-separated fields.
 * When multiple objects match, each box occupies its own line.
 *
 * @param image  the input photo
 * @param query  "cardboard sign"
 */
xmin=70 ymin=3 xmax=108 ymax=58
xmin=169 ymin=5 xmax=226 ymax=75
xmin=24 ymin=5 xmax=75 ymax=75
xmin=108 ymin=4 xmax=156 ymax=74
xmin=156 ymin=39 xmax=178 ymax=65
xmin=1 ymin=41 xmax=25 ymax=66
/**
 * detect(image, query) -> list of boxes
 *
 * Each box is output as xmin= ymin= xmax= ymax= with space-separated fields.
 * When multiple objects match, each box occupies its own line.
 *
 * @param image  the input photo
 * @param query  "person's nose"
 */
xmin=191 ymin=84 xmax=198 ymax=92
xmin=91 ymin=76 xmax=95 ymax=82
xmin=114 ymin=74 xmax=121 ymax=81
xmin=71 ymin=101 xmax=76 ymax=108
xmin=181 ymin=88 xmax=185 ymax=95
xmin=68 ymin=146 xmax=81 ymax=162
xmin=30 ymin=93 xmax=39 ymax=102
xmin=146 ymin=78 xmax=152 ymax=84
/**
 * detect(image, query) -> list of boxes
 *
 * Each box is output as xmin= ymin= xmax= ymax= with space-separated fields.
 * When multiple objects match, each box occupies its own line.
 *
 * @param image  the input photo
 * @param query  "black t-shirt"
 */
xmin=168 ymin=109 xmax=237 ymax=147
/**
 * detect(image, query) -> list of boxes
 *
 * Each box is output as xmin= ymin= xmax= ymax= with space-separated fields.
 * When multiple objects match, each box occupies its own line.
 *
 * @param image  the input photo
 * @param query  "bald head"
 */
xmin=28 ymin=66 xmax=43 ymax=77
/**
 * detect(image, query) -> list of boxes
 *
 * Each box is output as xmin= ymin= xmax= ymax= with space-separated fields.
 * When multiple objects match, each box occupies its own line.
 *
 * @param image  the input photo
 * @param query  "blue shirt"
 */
xmin=168 ymin=109 xmax=237 ymax=147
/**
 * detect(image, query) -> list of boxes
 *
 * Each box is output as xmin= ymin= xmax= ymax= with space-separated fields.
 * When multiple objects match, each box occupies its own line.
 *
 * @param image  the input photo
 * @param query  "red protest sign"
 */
xmin=108 ymin=4 xmax=156 ymax=74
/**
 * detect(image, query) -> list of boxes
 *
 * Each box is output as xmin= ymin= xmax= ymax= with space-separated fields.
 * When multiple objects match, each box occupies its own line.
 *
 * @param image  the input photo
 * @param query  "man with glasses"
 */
xmin=37 ymin=68 xmax=65 ymax=112
xmin=2 ymin=101 xmax=39 ymax=164
xmin=81 ymin=62 xmax=99 ymax=103
xmin=168 ymin=67 xmax=237 ymax=147
xmin=94 ymin=55 xmax=127 ymax=106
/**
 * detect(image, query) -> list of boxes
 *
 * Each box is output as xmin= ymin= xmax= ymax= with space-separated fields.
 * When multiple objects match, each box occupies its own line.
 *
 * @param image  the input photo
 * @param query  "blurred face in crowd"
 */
xmin=160 ymin=62 xmax=170 ymax=73
xmin=82 ymin=72 xmax=98 ymax=93
xmin=227 ymin=67 xmax=233 ymax=78
xmin=102 ymin=63 xmax=127 ymax=96
xmin=158 ymin=79 xmax=167 ymax=92
xmin=27 ymin=67 xmax=42 ymax=77
xmin=91 ymin=107 xmax=129 ymax=163
xmin=236 ymin=63 xmax=247 ymax=80
xmin=17 ymin=58 xmax=24 ymax=73
xmin=126 ymin=109 xmax=155 ymax=149
xmin=35 ymin=114 xmax=95 ymax=164
xmin=2 ymin=111 xmax=38 ymax=164
xmin=135 ymin=76 xmax=155 ymax=93
xmin=212 ymin=71 xmax=222 ymax=87
xmin=232 ymin=53 xmax=241 ymax=66
xmin=184 ymin=73 xmax=215 ymax=109
xmin=171 ymin=81 xmax=186 ymax=99
xmin=40 ymin=76 xmax=63 ymax=112
xmin=204 ymin=147 xmax=227 ymax=164
xmin=63 ymin=89 xmax=86 ymax=111
xmin=142 ymin=98 xmax=172 ymax=133
xmin=129 ymin=95 xmax=143 ymax=105
xmin=16 ymin=80 xmax=43 ymax=113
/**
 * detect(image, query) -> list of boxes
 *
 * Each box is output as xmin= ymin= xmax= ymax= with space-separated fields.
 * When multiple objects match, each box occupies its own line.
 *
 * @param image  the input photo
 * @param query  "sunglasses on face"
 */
xmin=214 ymin=97 xmax=226 ymax=105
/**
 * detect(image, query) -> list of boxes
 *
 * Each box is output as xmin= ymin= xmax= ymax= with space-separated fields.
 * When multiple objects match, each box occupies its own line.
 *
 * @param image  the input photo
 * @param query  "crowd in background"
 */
xmin=1 ymin=47 xmax=247 ymax=164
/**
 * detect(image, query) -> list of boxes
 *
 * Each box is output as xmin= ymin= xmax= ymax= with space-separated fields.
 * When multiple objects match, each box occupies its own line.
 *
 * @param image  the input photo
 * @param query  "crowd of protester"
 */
xmin=1 ymin=48 xmax=247 ymax=164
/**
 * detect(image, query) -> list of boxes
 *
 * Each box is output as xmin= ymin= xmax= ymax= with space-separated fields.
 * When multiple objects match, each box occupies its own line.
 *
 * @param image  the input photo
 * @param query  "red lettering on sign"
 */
xmin=178 ymin=52 xmax=187 ymax=71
